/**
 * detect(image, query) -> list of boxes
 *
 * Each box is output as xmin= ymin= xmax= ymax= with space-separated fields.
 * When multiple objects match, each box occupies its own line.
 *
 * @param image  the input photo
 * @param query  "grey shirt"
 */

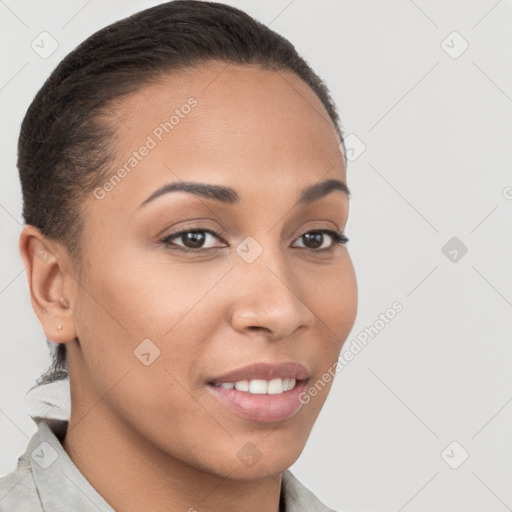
xmin=0 ymin=417 xmax=336 ymax=512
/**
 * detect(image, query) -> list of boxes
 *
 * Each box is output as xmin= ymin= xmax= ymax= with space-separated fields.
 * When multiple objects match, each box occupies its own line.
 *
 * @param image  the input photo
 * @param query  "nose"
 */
xmin=229 ymin=259 xmax=315 ymax=341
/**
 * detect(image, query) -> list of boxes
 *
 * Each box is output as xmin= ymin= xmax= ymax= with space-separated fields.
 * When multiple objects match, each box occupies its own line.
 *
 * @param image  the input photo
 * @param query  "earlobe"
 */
xmin=46 ymin=316 xmax=75 ymax=343
xmin=19 ymin=225 xmax=77 ymax=344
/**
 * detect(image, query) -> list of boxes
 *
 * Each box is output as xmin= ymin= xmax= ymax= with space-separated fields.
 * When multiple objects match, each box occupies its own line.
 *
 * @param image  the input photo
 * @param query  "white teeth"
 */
xmin=249 ymin=379 xmax=267 ymax=394
xmin=286 ymin=378 xmax=296 ymax=391
xmin=234 ymin=380 xmax=249 ymax=392
xmin=267 ymin=378 xmax=284 ymax=394
xmin=216 ymin=377 xmax=297 ymax=394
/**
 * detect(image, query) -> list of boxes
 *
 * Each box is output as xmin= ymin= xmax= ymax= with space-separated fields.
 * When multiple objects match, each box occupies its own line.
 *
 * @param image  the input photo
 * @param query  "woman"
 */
xmin=0 ymin=1 xmax=357 ymax=510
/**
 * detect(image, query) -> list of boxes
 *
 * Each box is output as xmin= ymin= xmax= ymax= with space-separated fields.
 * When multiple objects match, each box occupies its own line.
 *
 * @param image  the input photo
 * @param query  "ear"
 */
xmin=19 ymin=225 xmax=78 ymax=344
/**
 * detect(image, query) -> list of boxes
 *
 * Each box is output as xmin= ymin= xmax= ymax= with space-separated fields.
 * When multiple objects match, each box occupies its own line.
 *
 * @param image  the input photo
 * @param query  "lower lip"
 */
xmin=206 ymin=380 xmax=309 ymax=423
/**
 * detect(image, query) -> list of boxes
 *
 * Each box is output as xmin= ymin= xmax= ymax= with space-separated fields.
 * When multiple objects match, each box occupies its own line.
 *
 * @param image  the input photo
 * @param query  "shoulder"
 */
xmin=0 ymin=458 xmax=43 ymax=512
xmin=282 ymin=469 xmax=338 ymax=512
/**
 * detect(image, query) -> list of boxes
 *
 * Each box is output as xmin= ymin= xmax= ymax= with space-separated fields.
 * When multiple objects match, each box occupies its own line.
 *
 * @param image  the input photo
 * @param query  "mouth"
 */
xmin=205 ymin=362 xmax=311 ymax=423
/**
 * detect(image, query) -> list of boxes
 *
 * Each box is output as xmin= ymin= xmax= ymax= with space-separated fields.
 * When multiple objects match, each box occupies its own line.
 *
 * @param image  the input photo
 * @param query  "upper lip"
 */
xmin=207 ymin=362 xmax=311 ymax=384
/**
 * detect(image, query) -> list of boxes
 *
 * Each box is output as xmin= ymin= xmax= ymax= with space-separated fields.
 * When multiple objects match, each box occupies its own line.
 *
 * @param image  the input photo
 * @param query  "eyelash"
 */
xmin=158 ymin=227 xmax=349 ymax=254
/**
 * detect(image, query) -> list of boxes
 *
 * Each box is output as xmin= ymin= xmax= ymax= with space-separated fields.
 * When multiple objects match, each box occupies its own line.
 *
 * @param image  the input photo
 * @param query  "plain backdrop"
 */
xmin=1 ymin=1 xmax=512 ymax=511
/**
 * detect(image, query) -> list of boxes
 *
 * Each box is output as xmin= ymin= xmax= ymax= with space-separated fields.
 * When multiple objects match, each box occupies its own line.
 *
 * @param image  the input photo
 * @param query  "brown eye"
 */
xmin=179 ymin=231 xmax=206 ymax=249
xmin=292 ymin=230 xmax=348 ymax=251
xmin=301 ymin=232 xmax=325 ymax=249
xmin=160 ymin=228 xmax=227 ymax=251
xmin=159 ymin=227 xmax=348 ymax=254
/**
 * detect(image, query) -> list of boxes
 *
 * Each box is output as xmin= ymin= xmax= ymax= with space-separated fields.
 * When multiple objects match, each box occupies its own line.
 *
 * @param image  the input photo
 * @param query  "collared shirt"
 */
xmin=0 ymin=417 xmax=337 ymax=512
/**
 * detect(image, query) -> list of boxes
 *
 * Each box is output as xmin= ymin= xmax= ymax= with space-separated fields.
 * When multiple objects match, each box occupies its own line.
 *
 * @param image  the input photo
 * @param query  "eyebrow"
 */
xmin=139 ymin=178 xmax=350 ymax=208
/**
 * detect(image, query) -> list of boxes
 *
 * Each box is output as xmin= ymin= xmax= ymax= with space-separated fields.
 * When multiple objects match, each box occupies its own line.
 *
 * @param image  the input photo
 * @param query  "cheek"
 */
xmin=303 ymin=255 xmax=358 ymax=345
xmin=103 ymin=250 xmax=231 ymax=334
xmin=73 ymin=254 xmax=229 ymax=389
xmin=72 ymin=260 xmax=207 ymax=426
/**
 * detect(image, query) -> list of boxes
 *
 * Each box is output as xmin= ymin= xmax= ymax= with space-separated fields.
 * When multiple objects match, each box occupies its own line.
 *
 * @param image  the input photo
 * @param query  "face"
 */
xmin=61 ymin=61 xmax=358 ymax=478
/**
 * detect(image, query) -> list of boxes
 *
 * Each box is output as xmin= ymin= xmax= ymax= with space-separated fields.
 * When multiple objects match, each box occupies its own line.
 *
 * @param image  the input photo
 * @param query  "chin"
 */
xmin=202 ymin=429 xmax=308 ymax=481
xmin=212 ymin=452 xmax=300 ymax=481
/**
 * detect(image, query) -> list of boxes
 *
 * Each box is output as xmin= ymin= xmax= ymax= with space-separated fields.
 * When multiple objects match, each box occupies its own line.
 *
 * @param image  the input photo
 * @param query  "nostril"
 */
xmin=247 ymin=326 xmax=272 ymax=334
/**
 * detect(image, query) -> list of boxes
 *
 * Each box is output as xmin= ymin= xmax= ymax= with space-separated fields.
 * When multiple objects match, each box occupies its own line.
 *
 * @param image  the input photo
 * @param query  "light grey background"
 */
xmin=1 ymin=1 xmax=512 ymax=511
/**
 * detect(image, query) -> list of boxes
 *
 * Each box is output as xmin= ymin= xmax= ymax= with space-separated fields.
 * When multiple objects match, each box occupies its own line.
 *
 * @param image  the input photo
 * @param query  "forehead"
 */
xmin=90 ymin=61 xmax=346 ymax=216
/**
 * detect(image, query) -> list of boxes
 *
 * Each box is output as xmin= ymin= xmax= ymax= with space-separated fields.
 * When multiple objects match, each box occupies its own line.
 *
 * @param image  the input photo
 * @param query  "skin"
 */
xmin=19 ymin=61 xmax=358 ymax=512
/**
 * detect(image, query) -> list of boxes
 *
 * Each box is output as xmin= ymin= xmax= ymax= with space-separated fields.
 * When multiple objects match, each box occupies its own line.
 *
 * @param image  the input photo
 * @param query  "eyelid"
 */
xmin=159 ymin=225 xmax=347 ymax=253
xmin=160 ymin=227 xmax=227 ymax=251
xmin=290 ymin=228 xmax=347 ymax=249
